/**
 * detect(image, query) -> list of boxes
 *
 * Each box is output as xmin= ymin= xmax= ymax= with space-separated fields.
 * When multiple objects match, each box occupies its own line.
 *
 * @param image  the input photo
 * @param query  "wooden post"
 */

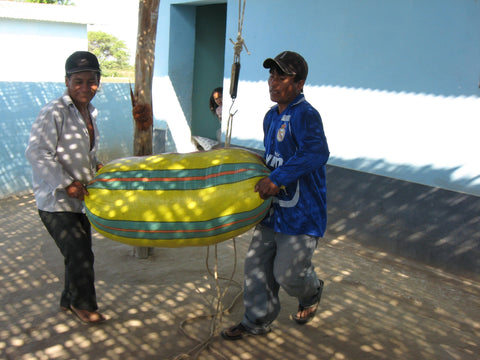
xmin=132 ymin=0 xmax=160 ymax=259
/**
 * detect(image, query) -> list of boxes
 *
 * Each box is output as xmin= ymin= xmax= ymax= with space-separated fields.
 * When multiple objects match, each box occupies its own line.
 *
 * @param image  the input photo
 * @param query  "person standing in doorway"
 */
xmin=209 ymin=86 xmax=223 ymax=122
xmin=25 ymin=51 xmax=106 ymax=324
xmin=209 ymin=87 xmax=223 ymax=141
xmin=221 ymin=51 xmax=329 ymax=340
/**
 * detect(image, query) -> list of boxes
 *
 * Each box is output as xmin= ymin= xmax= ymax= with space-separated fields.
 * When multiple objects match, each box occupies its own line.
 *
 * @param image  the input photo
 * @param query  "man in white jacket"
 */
xmin=25 ymin=51 xmax=105 ymax=324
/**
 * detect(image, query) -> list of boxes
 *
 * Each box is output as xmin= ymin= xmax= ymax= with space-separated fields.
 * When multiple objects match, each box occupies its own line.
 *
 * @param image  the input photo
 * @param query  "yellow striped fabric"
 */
xmin=84 ymin=148 xmax=271 ymax=247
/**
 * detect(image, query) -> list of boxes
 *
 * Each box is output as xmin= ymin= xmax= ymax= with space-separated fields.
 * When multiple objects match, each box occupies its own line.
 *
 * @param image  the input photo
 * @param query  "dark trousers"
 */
xmin=39 ymin=210 xmax=98 ymax=311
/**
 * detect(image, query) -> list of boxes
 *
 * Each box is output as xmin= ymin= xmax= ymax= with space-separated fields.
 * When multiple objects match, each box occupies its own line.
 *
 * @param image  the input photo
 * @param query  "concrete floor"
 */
xmin=1 ymin=193 xmax=479 ymax=360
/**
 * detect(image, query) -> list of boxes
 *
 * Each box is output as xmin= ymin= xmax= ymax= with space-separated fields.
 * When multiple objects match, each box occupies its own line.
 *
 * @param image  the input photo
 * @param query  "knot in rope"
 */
xmin=230 ymin=34 xmax=250 ymax=63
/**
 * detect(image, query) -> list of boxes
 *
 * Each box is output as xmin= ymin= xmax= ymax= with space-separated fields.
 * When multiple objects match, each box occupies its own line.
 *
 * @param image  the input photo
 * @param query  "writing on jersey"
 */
xmin=265 ymin=151 xmax=284 ymax=168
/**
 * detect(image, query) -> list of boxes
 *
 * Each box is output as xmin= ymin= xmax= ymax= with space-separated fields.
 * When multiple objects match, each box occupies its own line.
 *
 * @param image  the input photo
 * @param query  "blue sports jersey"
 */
xmin=260 ymin=94 xmax=330 ymax=237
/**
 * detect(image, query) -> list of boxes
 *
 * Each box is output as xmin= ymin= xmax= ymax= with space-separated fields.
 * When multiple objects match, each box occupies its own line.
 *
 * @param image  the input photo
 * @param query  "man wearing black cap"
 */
xmin=222 ymin=51 xmax=329 ymax=340
xmin=26 ymin=51 xmax=105 ymax=323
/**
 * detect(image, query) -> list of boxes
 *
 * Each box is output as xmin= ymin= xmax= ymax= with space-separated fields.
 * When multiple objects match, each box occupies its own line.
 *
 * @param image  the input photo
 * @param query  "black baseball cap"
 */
xmin=263 ymin=51 xmax=308 ymax=81
xmin=65 ymin=51 xmax=101 ymax=76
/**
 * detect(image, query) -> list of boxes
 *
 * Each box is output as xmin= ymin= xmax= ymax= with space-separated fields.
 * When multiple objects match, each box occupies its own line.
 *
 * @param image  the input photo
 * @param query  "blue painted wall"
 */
xmin=1 ymin=0 xmax=480 ymax=199
xmin=0 ymin=82 xmax=134 ymax=198
xmin=146 ymin=0 xmax=480 ymax=196
xmin=218 ymin=0 xmax=480 ymax=195
xmin=233 ymin=0 xmax=479 ymax=97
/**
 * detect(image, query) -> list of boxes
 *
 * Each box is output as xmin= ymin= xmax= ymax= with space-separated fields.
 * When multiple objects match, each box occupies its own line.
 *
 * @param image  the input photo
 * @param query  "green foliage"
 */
xmin=88 ymin=31 xmax=133 ymax=78
xmin=23 ymin=0 xmax=74 ymax=4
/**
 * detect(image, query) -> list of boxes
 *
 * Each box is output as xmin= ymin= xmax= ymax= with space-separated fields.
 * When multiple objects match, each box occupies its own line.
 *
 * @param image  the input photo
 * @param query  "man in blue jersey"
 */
xmin=222 ymin=51 xmax=329 ymax=340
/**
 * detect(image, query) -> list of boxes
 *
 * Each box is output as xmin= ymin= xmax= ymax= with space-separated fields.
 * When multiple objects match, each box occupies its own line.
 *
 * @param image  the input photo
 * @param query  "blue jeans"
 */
xmin=241 ymin=224 xmax=322 ymax=332
xmin=39 ymin=210 xmax=98 ymax=311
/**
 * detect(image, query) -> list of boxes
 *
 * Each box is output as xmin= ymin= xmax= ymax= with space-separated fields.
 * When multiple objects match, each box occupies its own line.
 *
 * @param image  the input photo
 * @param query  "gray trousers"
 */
xmin=241 ymin=223 xmax=322 ymax=332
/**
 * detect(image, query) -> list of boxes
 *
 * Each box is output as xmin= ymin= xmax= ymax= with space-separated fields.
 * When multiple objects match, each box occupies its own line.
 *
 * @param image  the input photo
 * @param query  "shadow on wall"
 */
xmin=326 ymin=164 xmax=480 ymax=276
xmin=222 ymin=145 xmax=480 ymax=276
xmin=0 ymin=82 xmax=135 ymax=198
xmin=0 ymin=82 xmax=61 ymax=197
xmin=330 ymin=156 xmax=480 ymax=197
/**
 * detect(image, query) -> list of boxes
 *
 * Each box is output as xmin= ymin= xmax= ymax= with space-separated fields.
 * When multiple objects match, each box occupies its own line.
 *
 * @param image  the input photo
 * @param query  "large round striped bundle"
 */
xmin=84 ymin=148 xmax=271 ymax=247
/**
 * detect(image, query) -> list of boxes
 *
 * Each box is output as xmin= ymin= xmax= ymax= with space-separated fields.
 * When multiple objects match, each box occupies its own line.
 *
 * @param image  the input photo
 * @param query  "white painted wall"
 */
xmin=0 ymin=1 xmax=91 ymax=82
xmin=0 ymin=19 xmax=87 ymax=82
xmin=222 ymin=81 xmax=480 ymax=195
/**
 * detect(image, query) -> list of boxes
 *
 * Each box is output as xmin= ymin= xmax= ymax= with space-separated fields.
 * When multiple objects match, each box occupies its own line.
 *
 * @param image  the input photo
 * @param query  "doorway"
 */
xmin=191 ymin=4 xmax=227 ymax=139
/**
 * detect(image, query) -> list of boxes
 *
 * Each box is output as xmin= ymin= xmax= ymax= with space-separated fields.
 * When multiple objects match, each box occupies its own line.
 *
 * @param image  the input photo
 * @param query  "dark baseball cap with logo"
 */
xmin=263 ymin=51 xmax=308 ymax=81
xmin=65 ymin=51 xmax=101 ymax=76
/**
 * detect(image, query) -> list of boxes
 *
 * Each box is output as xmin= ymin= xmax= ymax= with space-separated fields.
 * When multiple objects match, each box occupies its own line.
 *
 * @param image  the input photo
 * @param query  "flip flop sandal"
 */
xmin=292 ymin=301 xmax=320 ymax=325
xmin=70 ymin=306 xmax=106 ymax=324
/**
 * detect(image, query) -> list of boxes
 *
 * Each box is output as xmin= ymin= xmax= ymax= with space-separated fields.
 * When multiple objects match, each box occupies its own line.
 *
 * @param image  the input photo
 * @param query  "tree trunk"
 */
xmin=132 ymin=0 xmax=160 ymax=258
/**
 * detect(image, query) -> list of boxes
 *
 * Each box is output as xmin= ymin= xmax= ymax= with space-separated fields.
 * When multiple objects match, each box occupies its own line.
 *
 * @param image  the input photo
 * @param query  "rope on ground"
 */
xmin=172 ymin=239 xmax=243 ymax=360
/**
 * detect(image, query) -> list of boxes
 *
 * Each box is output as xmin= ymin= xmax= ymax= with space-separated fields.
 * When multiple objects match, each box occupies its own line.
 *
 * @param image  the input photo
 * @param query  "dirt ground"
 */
xmin=1 ymin=193 xmax=479 ymax=360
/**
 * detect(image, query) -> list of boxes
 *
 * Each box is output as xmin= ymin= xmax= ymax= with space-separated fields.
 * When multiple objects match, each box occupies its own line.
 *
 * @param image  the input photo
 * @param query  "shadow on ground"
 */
xmin=1 ymin=194 xmax=479 ymax=360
